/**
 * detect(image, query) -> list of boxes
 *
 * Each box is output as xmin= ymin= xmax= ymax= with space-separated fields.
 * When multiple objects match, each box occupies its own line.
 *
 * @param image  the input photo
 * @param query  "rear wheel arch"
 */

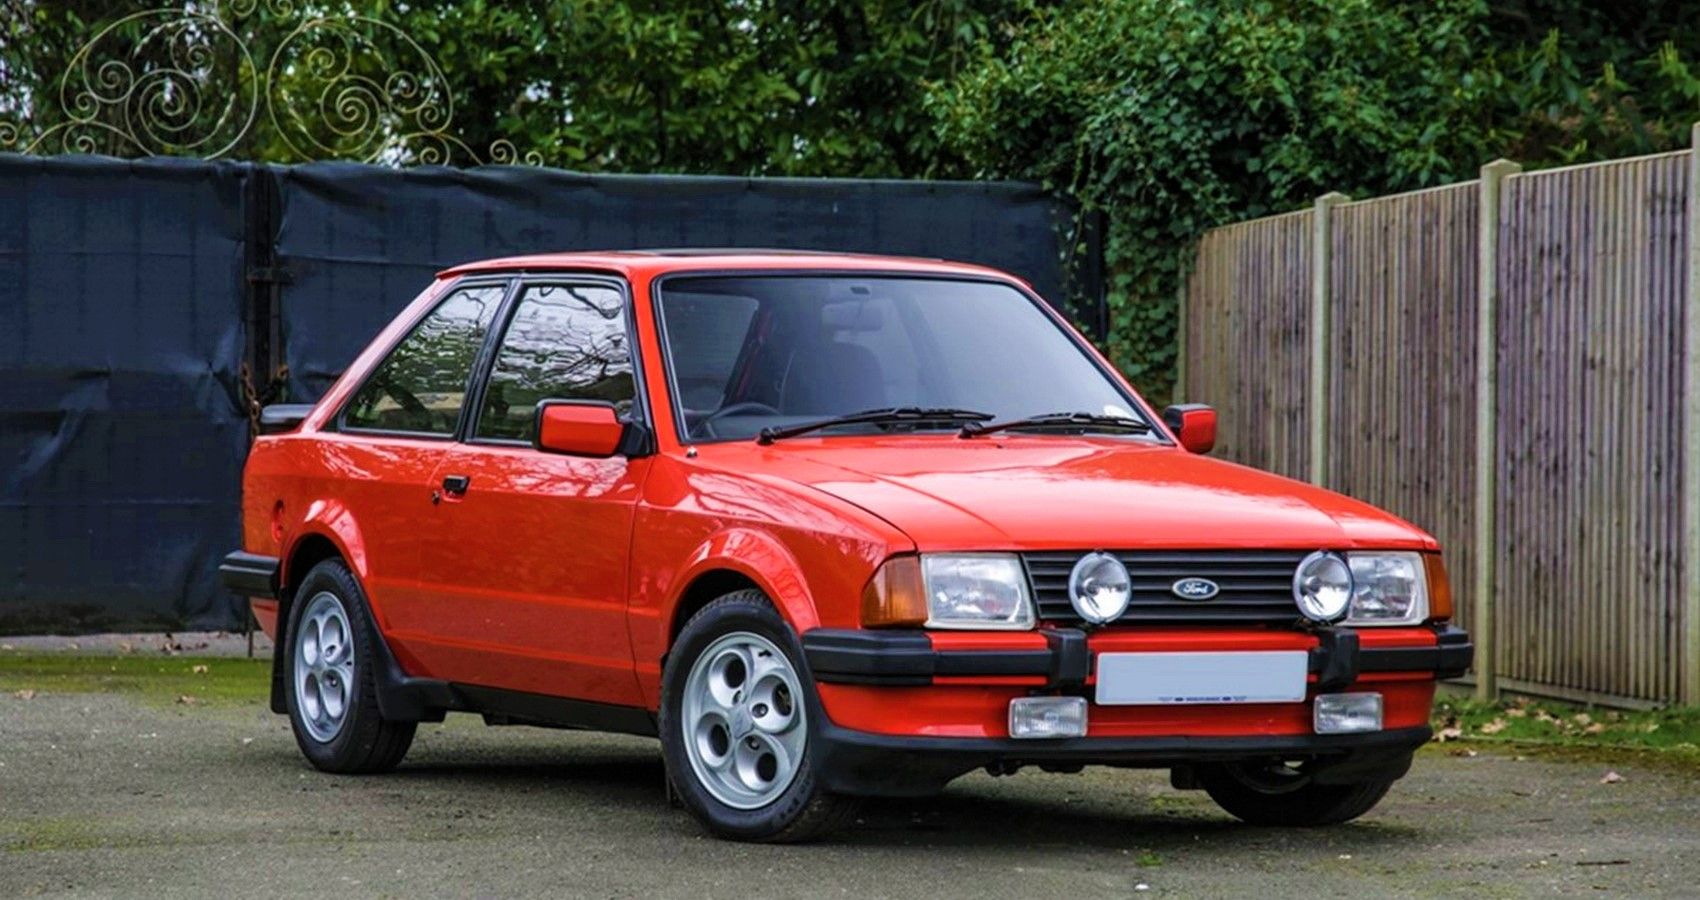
xmin=282 ymin=535 xmax=343 ymax=606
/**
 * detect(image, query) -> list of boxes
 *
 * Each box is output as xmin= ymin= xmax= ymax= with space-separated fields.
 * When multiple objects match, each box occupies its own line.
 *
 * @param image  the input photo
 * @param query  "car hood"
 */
xmin=717 ymin=437 xmax=1432 ymax=552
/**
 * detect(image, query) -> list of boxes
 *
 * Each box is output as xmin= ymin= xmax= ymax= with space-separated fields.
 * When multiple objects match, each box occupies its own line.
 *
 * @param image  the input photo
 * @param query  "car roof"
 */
xmin=437 ymin=249 xmax=1021 ymax=282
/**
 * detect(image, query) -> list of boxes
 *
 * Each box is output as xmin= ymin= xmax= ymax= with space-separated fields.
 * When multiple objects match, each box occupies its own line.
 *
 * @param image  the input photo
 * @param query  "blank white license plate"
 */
xmin=1094 ymin=651 xmax=1309 ymax=705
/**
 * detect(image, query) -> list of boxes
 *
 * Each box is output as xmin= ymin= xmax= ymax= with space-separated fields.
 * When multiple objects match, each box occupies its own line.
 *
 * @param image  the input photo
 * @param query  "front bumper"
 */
xmin=799 ymin=624 xmax=1470 ymax=796
xmin=812 ymin=720 xmax=1432 ymax=796
xmin=802 ymin=624 xmax=1473 ymax=688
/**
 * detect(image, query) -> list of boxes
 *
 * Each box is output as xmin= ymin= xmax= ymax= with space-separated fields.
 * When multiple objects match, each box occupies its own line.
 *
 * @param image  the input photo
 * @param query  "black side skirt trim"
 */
xmin=366 ymin=632 xmax=657 ymax=735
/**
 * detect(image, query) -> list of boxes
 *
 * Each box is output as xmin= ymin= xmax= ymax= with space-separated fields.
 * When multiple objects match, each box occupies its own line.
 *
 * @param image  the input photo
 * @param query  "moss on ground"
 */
xmin=1430 ymin=695 xmax=1700 ymax=773
xmin=0 ymin=653 xmax=270 ymax=706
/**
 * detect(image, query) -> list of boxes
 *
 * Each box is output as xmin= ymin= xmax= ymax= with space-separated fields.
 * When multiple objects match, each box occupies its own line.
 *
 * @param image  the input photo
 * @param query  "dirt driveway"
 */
xmin=2 ymin=680 xmax=1698 ymax=898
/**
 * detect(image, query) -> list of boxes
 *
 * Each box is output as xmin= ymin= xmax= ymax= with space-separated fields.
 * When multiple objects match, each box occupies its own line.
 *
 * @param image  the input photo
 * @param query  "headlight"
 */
xmin=921 ymin=554 xmax=1034 ymax=630
xmin=1293 ymin=551 xmax=1352 ymax=622
xmin=1344 ymin=552 xmax=1428 ymax=625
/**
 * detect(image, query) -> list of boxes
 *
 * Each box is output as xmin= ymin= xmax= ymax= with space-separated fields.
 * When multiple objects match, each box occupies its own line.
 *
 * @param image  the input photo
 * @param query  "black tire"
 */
xmin=1197 ymin=761 xmax=1394 ymax=826
xmin=659 ymin=590 xmax=860 ymax=842
xmin=283 ymin=559 xmax=416 ymax=774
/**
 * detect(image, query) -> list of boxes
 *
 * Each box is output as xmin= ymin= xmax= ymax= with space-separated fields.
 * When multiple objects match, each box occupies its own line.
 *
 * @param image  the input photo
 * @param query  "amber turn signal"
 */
xmin=861 ymin=556 xmax=927 ymax=627
xmin=1424 ymin=554 xmax=1453 ymax=621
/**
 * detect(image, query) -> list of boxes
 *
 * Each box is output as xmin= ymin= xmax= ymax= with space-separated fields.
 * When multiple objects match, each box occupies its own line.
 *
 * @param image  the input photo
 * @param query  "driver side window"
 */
xmin=474 ymin=282 xmax=637 ymax=442
xmin=342 ymin=283 xmax=506 ymax=435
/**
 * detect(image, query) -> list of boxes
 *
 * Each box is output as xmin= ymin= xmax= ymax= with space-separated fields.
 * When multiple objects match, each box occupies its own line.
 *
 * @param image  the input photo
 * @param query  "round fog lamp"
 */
xmin=1293 ymin=551 xmax=1352 ymax=622
xmin=1069 ymin=552 xmax=1131 ymax=624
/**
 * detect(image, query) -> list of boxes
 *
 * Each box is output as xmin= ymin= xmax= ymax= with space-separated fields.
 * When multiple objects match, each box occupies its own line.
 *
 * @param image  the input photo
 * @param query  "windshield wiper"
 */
xmin=959 ymin=411 xmax=1153 ymax=438
xmin=757 ymin=407 xmax=995 ymax=445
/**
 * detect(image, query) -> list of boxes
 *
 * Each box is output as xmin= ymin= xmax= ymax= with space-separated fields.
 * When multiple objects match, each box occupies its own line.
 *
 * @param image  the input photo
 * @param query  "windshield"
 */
xmin=656 ymin=275 xmax=1149 ymax=442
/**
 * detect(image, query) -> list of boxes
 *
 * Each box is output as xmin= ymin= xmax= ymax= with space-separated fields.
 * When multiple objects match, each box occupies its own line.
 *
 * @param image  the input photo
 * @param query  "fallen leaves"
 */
xmin=14 ymin=689 xmax=36 ymax=700
xmin=1435 ymin=724 xmax=1464 ymax=742
xmin=192 ymin=664 xmax=209 ymax=675
xmin=1600 ymin=770 xmax=1624 ymax=784
xmin=1479 ymin=718 xmax=1508 ymax=735
xmin=175 ymin=694 xmax=199 ymax=706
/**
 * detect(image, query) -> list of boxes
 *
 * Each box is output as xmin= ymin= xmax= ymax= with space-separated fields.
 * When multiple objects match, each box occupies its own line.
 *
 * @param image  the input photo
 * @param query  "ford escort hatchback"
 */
xmin=222 ymin=250 xmax=1471 ymax=842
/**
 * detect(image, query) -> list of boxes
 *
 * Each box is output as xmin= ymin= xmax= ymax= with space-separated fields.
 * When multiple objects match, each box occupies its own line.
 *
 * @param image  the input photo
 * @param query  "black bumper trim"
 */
xmin=219 ymin=551 xmax=280 ymax=599
xmin=1361 ymin=626 xmax=1474 ymax=679
xmin=803 ymin=625 xmax=1473 ymax=685
xmin=814 ymin=721 xmax=1433 ymax=797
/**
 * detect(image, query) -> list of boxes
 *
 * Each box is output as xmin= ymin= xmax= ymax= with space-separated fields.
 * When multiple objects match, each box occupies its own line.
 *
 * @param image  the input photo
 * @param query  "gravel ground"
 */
xmin=2 ymin=684 xmax=1698 ymax=898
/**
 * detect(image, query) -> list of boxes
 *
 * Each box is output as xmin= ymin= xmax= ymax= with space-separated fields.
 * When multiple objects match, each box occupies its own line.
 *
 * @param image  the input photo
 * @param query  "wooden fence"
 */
xmin=1182 ymin=138 xmax=1700 ymax=708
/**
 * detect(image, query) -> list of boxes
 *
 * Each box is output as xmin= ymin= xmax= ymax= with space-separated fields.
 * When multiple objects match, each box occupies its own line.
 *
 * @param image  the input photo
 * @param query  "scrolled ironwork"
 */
xmin=10 ymin=9 xmax=256 ymax=158
xmin=2 ymin=3 xmax=535 ymax=166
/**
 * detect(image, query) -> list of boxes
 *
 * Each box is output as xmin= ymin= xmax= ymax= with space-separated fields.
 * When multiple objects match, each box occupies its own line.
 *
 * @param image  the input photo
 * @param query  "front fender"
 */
xmin=670 ymin=527 xmax=820 ymax=636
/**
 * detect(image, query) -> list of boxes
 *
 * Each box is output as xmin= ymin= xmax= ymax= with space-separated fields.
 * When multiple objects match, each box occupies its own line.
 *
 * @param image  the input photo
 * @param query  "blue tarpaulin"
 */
xmin=0 ymin=153 xmax=1098 ymax=632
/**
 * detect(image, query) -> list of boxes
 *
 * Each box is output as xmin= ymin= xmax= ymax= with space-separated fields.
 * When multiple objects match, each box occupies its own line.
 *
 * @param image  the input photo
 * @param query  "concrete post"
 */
xmin=1474 ymin=158 xmax=1521 ymax=702
xmin=1308 ymin=192 xmax=1350 ymax=486
xmin=1684 ymin=125 xmax=1700 ymax=704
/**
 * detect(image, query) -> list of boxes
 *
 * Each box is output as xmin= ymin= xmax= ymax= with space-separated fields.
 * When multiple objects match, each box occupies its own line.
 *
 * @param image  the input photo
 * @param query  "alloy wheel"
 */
xmin=681 ymin=631 xmax=808 ymax=809
xmin=294 ymin=591 xmax=356 ymax=743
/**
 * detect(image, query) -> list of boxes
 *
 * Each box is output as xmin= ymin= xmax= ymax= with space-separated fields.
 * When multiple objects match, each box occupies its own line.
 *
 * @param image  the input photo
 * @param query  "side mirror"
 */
xmin=1163 ymin=403 xmax=1217 ymax=455
xmin=534 ymin=400 xmax=626 ymax=457
xmin=259 ymin=403 xmax=315 ymax=435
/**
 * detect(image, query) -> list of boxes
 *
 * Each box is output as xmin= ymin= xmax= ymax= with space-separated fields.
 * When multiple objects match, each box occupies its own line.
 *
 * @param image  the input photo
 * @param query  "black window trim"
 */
xmin=462 ymin=272 xmax=654 ymax=454
xmin=647 ymin=269 xmax=1169 ymax=448
xmin=332 ymin=274 xmax=519 ymax=441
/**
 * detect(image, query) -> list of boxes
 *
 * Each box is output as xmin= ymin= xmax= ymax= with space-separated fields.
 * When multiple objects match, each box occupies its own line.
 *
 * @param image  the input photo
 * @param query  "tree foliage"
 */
xmin=1 ymin=0 xmax=1012 ymax=173
xmin=930 ymin=0 xmax=1700 ymax=395
xmin=6 ymin=0 xmax=1700 ymax=392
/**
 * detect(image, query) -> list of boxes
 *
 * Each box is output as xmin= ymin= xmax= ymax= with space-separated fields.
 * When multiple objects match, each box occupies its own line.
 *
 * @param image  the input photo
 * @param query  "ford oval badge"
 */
xmin=1171 ymin=577 xmax=1220 ymax=601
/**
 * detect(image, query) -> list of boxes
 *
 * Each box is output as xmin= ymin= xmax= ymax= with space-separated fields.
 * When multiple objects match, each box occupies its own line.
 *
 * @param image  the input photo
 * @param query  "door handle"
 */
xmin=441 ymin=474 xmax=471 ymax=496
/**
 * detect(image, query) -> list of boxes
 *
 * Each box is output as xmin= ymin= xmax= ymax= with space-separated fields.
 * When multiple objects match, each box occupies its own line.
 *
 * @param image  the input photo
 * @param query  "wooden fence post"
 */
xmin=1308 ymin=192 xmax=1349 ymax=485
xmin=1685 ymin=125 xmax=1700 ymax=705
xmin=1175 ymin=247 xmax=1190 ymax=405
xmin=1475 ymin=158 xmax=1521 ymax=702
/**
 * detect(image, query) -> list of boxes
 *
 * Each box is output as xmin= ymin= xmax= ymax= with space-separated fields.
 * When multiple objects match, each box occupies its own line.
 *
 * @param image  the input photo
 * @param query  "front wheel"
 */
xmin=1197 ymin=759 xmax=1394 ymax=826
xmin=659 ymin=590 xmax=859 ymax=842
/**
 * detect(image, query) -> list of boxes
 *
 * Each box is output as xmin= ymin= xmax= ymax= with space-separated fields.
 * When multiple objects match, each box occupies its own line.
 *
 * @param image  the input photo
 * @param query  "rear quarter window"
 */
xmin=342 ymin=284 xmax=505 ymax=435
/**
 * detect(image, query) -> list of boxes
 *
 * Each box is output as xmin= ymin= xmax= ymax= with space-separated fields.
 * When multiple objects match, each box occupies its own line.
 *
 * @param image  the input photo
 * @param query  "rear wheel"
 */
xmin=660 ymin=590 xmax=859 ymax=842
xmin=1197 ymin=759 xmax=1394 ymax=826
xmin=284 ymin=559 xmax=416 ymax=774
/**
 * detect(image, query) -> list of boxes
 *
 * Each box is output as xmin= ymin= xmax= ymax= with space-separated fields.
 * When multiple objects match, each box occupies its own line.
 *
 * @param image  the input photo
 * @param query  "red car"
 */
xmin=222 ymin=250 xmax=1470 ymax=841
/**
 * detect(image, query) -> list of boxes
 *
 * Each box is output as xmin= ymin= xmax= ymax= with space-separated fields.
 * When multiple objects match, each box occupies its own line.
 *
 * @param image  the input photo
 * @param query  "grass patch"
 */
xmin=1 ymin=817 xmax=108 ymax=853
xmin=1431 ymin=695 xmax=1700 ymax=771
xmin=0 ymin=654 xmax=270 ymax=706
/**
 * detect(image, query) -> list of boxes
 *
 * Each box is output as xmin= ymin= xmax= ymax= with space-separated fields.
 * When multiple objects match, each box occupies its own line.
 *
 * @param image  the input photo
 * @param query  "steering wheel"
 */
xmin=707 ymin=401 xmax=782 ymax=421
xmin=700 ymin=401 xmax=782 ymax=439
xmin=375 ymin=375 xmax=431 ymax=424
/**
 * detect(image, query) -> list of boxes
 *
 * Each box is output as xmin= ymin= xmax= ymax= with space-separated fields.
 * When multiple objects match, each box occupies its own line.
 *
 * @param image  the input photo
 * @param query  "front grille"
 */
xmin=1023 ymin=550 xmax=1307 ymax=626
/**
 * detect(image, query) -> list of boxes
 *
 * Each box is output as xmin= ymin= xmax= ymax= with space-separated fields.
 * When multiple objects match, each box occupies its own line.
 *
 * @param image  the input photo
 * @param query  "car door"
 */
xmin=404 ymin=278 xmax=652 ymax=706
xmin=327 ymin=278 xmax=510 ymax=652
